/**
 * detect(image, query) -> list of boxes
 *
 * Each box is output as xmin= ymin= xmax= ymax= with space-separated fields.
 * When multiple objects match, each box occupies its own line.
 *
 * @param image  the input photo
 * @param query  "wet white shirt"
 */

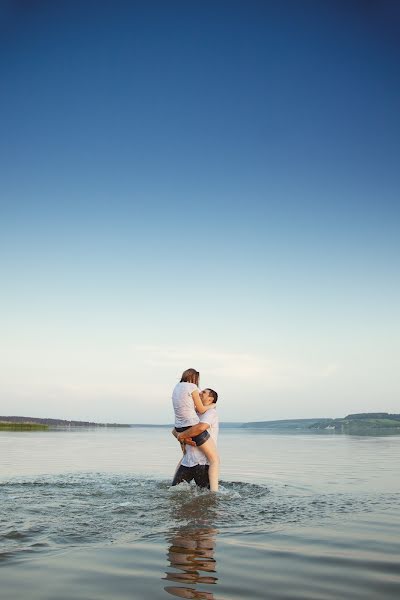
xmin=172 ymin=382 xmax=200 ymax=427
xmin=181 ymin=407 xmax=219 ymax=467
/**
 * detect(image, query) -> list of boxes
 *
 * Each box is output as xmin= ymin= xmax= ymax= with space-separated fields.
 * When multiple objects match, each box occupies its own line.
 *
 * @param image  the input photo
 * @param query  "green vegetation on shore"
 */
xmin=0 ymin=416 xmax=130 ymax=428
xmin=309 ymin=413 xmax=400 ymax=434
xmin=241 ymin=413 xmax=400 ymax=434
xmin=0 ymin=422 xmax=48 ymax=431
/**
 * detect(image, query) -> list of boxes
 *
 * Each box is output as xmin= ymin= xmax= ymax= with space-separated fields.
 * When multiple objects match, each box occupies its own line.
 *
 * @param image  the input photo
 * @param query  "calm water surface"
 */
xmin=1 ymin=427 xmax=400 ymax=599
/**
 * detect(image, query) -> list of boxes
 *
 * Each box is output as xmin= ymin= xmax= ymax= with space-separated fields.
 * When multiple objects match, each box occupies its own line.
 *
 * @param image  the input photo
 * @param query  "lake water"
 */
xmin=1 ymin=427 xmax=400 ymax=599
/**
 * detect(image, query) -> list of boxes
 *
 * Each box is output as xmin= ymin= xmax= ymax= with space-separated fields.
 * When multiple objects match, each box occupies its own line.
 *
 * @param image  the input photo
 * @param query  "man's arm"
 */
xmin=177 ymin=421 xmax=209 ymax=442
xmin=172 ymin=427 xmax=196 ymax=447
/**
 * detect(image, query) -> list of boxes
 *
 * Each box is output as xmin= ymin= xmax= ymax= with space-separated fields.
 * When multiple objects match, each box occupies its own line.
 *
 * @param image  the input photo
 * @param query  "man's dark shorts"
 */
xmin=171 ymin=464 xmax=210 ymax=489
xmin=175 ymin=426 xmax=210 ymax=446
xmin=175 ymin=426 xmax=210 ymax=447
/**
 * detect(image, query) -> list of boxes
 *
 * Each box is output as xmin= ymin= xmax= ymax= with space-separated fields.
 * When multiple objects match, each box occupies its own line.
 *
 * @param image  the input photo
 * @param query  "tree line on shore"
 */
xmin=0 ymin=416 xmax=130 ymax=427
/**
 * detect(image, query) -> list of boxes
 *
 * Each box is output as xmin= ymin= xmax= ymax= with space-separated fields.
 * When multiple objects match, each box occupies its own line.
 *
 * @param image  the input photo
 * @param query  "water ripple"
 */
xmin=1 ymin=473 xmax=399 ymax=564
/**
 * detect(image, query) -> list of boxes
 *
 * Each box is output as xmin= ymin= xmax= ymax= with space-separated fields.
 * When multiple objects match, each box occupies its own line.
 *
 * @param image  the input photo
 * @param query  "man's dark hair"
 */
xmin=206 ymin=388 xmax=218 ymax=403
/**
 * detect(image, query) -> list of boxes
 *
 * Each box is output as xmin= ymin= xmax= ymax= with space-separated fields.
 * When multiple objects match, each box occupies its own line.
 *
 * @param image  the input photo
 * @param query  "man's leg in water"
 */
xmin=171 ymin=465 xmax=210 ymax=488
xmin=171 ymin=465 xmax=195 ymax=486
xmin=193 ymin=465 xmax=210 ymax=489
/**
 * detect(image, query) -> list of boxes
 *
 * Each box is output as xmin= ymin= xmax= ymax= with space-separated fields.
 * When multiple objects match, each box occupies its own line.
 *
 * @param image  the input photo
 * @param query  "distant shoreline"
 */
xmin=242 ymin=413 xmax=400 ymax=434
xmin=0 ymin=423 xmax=49 ymax=431
xmin=0 ymin=416 xmax=130 ymax=428
xmin=1 ymin=413 xmax=400 ymax=434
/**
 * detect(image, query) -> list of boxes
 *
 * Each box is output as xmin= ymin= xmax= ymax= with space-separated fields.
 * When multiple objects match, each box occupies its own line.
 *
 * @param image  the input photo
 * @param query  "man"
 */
xmin=171 ymin=388 xmax=219 ymax=489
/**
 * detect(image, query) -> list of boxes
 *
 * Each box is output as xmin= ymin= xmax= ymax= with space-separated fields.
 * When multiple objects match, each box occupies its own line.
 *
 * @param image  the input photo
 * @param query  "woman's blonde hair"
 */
xmin=180 ymin=368 xmax=200 ymax=386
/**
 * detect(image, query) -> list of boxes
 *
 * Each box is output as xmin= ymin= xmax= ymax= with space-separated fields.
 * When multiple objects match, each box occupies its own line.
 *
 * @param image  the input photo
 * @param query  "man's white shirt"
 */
xmin=181 ymin=407 xmax=219 ymax=467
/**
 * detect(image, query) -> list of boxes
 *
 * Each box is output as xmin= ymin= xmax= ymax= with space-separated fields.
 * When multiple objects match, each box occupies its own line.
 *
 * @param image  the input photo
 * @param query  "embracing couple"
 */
xmin=171 ymin=368 xmax=220 ymax=492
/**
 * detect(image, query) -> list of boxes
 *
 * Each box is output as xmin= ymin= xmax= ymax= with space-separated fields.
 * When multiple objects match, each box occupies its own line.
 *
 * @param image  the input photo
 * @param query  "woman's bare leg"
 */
xmin=199 ymin=437 xmax=219 ymax=492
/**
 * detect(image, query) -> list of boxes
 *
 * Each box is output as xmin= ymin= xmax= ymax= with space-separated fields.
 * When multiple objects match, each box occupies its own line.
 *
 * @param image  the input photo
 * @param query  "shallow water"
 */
xmin=1 ymin=427 xmax=400 ymax=598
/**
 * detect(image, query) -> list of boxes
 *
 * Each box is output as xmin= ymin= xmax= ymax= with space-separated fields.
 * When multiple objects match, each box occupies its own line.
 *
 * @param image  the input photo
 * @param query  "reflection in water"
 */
xmin=163 ymin=491 xmax=219 ymax=599
xmin=164 ymin=526 xmax=218 ymax=599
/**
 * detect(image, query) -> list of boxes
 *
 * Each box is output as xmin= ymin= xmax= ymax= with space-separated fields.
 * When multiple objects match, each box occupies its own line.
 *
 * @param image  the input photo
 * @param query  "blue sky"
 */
xmin=1 ymin=1 xmax=399 ymax=423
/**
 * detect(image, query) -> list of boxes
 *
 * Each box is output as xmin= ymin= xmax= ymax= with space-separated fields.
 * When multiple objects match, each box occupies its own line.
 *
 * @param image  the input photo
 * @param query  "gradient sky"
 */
xmin=1 ymin=1 xmax=399 ymax=423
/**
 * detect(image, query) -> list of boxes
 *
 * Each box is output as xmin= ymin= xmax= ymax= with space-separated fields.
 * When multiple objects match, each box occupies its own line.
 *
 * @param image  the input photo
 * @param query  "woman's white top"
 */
xmin=172 ymin=382 xmax=200 ymax=427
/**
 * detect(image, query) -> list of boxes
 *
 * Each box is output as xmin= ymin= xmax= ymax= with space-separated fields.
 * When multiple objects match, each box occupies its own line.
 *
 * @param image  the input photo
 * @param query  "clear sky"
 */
xmin=1 ymin=1 xmax=399 ymax=423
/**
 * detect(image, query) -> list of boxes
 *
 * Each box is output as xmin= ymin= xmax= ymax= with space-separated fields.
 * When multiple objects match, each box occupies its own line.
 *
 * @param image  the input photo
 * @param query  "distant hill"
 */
xmin=240 ymin=414 xmax=400 ymax=434
xmin=0 ymin=416 xmax=130 ymax=427
xmin=345 ymin=412 xmax=400 ymax=421
xmin=309 ymin=413 xmax=400 ymax=433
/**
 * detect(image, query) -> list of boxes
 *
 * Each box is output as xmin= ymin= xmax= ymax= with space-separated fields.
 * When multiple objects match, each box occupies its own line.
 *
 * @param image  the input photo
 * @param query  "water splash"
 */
xmin=1 ymin=473 xmax=398 ymax=563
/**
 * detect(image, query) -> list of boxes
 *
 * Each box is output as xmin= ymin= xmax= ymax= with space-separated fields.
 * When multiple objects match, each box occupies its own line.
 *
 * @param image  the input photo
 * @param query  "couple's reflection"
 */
xmin=164 ymin=526 xmax=218 ymax=599
xmin=163 ymin=493 xmax=219 ymax=599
